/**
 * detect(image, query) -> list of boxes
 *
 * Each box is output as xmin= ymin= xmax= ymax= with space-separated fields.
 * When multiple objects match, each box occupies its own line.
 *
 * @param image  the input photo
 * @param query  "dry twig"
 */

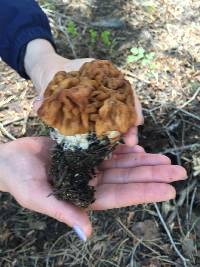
xmin=0 ymin=122 xmax=16 ymax=140
xmin=154 ymin=203 xmax=189 ymax=267
xmin=58 ymin=18 xmax=77 ymax=58
xmin=162 ymin=143 xmax=200 ymax=154
xmin=171 ymin=87 xmax=200 ymax=117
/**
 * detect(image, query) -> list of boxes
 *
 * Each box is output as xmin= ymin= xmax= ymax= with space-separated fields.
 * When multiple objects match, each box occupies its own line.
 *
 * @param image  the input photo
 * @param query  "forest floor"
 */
xmin=0 ymin=0 xmax=200 ymax=266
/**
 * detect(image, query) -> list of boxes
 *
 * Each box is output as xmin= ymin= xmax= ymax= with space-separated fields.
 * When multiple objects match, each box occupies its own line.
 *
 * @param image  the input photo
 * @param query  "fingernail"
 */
xmin=104 ymin=153 xmax=113 ymax=160
xmin=112 ymin=154 xmax=118 ymax=159
xmin=73 ymin=225 xmax=87 ymax=242
xmin=35 ymin=96 xmax=43 ymax=101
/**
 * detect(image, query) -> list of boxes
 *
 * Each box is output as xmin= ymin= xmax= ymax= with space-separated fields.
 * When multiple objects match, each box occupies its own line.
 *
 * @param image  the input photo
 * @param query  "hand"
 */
xmin=0 ymin=137 xmax=187 ymax=240
xmin=24 ymin=39 xmax=143 ymax=146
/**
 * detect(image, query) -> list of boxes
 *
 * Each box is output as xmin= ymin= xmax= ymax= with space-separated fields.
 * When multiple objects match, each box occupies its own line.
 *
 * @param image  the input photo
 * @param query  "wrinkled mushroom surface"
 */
xmin=38 ymin=60 xmax=137 ymax=137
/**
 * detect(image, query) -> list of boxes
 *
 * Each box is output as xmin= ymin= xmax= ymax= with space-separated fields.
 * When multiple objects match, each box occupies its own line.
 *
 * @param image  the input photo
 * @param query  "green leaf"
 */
xmin=149 ymin=63 xmax=156 ymax=69
xmin=127 ymin=54 xmax=144 ymax=63
xmin=141 ymin=58 xmax=150 ymax=65
xmin=134 ymin=54 xmax=145 ymax=61
xmin=67 ymin=21 xmax=78 ymax=37
xmin=127 ymin=55 xmax=137 ymax=63
xmin=145 ymin=52 xmax=155 ymax=60
xmin=89 ymin=29 xmax=97 ymax=43
xmin=101 ymin=31 xmax=111 ymax=46
xmin=145 ymin=5 xmax=156 ymax=14
xmin=137 ymin=47 xmax=145 ymax=56
xmin=142 ymin=1 xmax=157 ymax=14
xmin=130 ymin=47 xmax=139 ymax=55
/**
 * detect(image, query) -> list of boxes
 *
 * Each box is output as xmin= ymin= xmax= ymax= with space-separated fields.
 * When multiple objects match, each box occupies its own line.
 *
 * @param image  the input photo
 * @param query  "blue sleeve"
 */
xmin=0 ymin=0 xmax=56 ymax=79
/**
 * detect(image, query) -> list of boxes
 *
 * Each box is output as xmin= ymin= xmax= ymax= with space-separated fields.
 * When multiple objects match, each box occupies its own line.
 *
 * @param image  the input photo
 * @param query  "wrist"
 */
xmin=24 ymin=39 xmax=70 ymax=96
xmin=0 ymin=143 xmax=10 ymax=192
xmin=24 ymin=39 xmax=55 ymax=73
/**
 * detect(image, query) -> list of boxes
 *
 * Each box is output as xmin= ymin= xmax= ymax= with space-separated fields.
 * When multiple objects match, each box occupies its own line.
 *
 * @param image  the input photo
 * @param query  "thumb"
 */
xmin=32 ymin=96 xmax=44 ymax=112
xmin=133 ymin=92 xmax=144 ymax=126
xmin=22 ymin=182 xmax=92 ymax=241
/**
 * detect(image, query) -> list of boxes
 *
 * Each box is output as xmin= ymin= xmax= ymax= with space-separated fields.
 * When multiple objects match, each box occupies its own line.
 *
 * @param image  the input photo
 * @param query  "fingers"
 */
xmin=32 ymin=96 xmax=44 ymax=112
xmin=91 ymin=183 xmax=176 ymax=210
xmin=134 ymin=93 xmax=144 ymax=126
xmin=113 ymin=144 xmax=145 ymax=154
xmin=100 ymin=165 xmax=187 ymax=184
xmin=123 ymin=93 xmax=143 ymax=148
xmin=123 ymin=127 xmax=138 ymax=147
xmin=100 ymin=153 xmax=171 ymax=170
xmin=123 ymin=90 xmax=143 ymax=146
xmin=64 ymin=58 xmax=95 ymax=72
xmin=21 ymin=181 xmax=92 ymax=240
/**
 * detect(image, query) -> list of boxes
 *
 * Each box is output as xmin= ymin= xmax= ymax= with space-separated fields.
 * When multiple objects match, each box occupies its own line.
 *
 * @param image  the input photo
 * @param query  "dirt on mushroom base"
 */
xmin=49 ymin=134 xmax=120 ymax=208
xmin=0 ymin=0 xmax=200 ymax=266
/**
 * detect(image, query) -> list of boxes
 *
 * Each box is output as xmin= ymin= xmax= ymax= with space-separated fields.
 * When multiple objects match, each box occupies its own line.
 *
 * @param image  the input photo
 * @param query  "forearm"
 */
xmin=24 ymin=39 xmax=55 ymax=75
xmin=24 ymin=39 xmax=56 ymax=96
xmin=0 ymin=143 xmax=10 ymax=193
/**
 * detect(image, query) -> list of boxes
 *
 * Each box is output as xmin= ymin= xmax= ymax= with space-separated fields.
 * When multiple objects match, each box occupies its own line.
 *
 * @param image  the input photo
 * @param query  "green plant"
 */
xmin=67 ymin=21 xmax=78 ymax=38
xmin=89 ymin=29 xmax=97 ymax=43
xmin=142 ymin=1 xmax=157 ymax=14
xmin=127 ymin=47 xmax=145 ymax=63
xmin=189 ymin=81 xmax=200 ymax=92
xmin=101 ymin=30 xmax=111 ymax=47
xmin=127 ymin=47 xmax=156 ymax=69
xmin=40 ymin=0 xmax=56 ymax=10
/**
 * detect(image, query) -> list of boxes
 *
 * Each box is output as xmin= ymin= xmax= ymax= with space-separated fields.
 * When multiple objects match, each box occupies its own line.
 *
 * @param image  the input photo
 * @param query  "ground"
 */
xmin=0 ymin=0 xmax=200 ymax=266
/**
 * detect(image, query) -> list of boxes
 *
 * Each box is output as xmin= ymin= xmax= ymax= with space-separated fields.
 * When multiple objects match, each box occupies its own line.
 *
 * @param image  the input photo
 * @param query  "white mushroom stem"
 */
xmin=50 ymin=128 xmax=120 ymax=151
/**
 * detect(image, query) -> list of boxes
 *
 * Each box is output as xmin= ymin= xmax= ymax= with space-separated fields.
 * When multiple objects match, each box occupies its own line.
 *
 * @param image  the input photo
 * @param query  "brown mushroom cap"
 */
xmin=37 ymin=60 xmax=137 ymax=137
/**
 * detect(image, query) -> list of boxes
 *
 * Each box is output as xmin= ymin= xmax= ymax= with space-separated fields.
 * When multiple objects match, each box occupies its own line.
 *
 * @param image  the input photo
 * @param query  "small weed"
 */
xmin=89 ymin=29 xmax=97 ymax=44
xmin=189 ymin=81 xmax=200 ymax=92
xmin=40 ymin=0 xmax=56 ymax=10
xmin=142 ymin=1 xmax=157 ymax=14
xmin=101 ymin=31 xmax=111 ymax=47
xmin=127 ymin=47 xmax=145 ymax=63
xmin=67 ymin=21 xmax=78 ymax=38
xmin=127 ymin=47 xmax=156 ymax=69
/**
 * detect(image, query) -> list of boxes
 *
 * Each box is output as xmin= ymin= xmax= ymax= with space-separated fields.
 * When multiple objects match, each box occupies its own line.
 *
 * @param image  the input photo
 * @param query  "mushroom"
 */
xmin=37 ymin=60 xmax=137 ymax=207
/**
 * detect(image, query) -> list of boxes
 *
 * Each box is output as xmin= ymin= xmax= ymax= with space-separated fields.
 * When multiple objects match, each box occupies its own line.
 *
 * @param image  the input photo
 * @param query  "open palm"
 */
xmin=0 ymin=137 xmax=186 ymax=238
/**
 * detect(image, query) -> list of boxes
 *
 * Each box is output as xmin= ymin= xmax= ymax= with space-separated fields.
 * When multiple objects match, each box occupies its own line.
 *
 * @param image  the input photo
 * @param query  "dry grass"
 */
xmin=0 ymin=0 xmax=200 ymax=266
